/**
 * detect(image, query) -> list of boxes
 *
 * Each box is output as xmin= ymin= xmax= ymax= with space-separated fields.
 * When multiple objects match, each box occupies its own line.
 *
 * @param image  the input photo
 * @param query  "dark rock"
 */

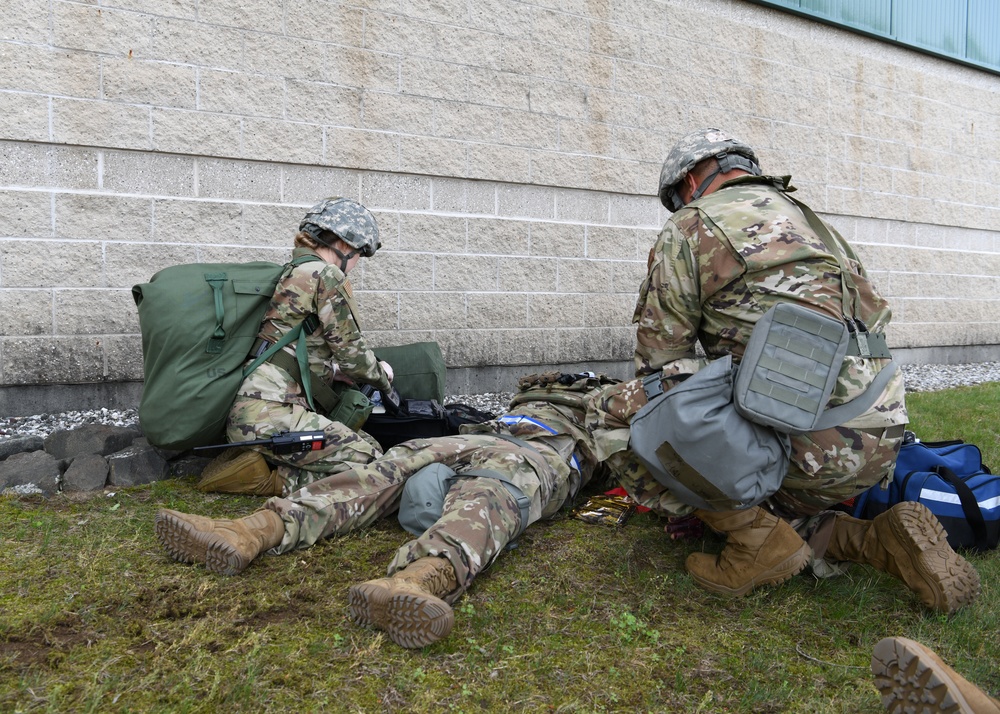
xmin=62 ymin=453 xmax=110 ymax=492
xmin=107 ymin=441 xmax=170 ymax=487
xmin=0 ymin=435 xmax=44 ymax=461
xmin=169 ymin=454 xmax=213 ymax=479
xmin=0 ymin=450 xmax=60 ymax=495
xmin=44 ymin=425 xmax=141 ymax=460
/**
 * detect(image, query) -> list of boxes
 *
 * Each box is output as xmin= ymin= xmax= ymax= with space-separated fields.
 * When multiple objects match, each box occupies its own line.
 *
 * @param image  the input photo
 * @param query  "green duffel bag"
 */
xmin=373 ymin=341 xmax=447 ymax=403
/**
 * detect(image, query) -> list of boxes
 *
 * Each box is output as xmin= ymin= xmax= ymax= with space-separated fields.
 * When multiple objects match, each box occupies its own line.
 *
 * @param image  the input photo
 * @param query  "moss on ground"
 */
xmin=1 ymin=385 xmax=998 ymax=712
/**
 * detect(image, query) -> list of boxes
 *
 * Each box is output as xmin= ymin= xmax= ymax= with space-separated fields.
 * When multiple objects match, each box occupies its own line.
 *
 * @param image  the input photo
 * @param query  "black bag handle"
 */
xmin=934 ymin=466 xmax=990 ymax=551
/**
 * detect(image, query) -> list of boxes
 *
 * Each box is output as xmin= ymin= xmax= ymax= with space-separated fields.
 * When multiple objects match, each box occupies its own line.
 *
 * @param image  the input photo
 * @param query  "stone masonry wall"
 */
xmin=1 ymin=0 xmax=999 ymax=405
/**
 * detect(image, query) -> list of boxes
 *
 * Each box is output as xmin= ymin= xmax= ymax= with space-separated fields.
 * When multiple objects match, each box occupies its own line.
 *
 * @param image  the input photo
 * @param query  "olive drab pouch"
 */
xmin=733 ymin=303 xmax=898 ymax=435
xmin=629 ymin=355 xmax=791 ymax=512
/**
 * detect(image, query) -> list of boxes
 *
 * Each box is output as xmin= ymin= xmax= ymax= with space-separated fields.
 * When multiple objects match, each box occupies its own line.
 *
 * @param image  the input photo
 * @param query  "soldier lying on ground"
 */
xmin=155 ymin=373 xmax=612 ymax=649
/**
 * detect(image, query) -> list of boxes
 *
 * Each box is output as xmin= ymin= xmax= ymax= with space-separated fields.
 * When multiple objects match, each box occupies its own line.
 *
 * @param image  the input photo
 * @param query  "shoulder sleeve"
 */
xmin=632 ymin=219 xmax=702 ymax=377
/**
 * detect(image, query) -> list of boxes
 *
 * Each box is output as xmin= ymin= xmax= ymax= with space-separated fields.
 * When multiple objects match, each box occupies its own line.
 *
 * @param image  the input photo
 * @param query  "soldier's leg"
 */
xmin=227 ymin=395 xmax=382 ymax=494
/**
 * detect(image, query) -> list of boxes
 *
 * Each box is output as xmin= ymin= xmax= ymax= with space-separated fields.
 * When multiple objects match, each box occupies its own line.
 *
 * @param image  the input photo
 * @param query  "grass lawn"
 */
xmin=1 ymin=384 xmax=998 ymax=713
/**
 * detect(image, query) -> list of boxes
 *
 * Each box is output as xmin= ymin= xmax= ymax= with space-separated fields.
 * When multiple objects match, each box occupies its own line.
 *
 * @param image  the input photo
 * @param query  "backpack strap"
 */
xmin=934 ymin=465 xmax=990 ymax=551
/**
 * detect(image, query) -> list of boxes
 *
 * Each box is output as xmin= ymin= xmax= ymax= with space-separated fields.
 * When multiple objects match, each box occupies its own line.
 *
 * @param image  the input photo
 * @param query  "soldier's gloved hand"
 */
xmin=664 ymin=514 xmax=705 ymax=541
xmin=379 ymin=360 xmax=394 ymax=383
xmin=381 ymin=386 xmax=403 ymax=415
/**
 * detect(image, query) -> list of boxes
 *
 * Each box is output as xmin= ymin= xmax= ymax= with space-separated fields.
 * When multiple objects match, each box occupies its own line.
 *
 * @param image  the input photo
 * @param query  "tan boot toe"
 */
xmin=348 ymin=578 xmax=454 ymax=649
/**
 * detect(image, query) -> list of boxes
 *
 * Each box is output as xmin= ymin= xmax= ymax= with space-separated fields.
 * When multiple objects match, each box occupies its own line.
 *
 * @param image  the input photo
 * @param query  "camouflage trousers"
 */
xmin=263 ymin=435 xmax=562 ymax=603
xmin=587 ymin=377 xmax=905 ymax=518
xmin=226 ymin=395 xmax=383 ymax=495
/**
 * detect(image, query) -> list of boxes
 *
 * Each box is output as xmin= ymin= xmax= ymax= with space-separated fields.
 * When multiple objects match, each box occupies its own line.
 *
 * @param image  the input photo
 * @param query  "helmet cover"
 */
xmin=658 ymin=128 xmax=761 ymax=210
xmin=299 ymin=197 xmax=381 ymax=257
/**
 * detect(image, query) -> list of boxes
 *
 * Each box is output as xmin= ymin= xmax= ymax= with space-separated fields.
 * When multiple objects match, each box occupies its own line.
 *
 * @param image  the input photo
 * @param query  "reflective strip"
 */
xmin=919 ymin=488 xmax=1000 ymax=511
xmin=498 ymin=415 xmax=581 ymax=473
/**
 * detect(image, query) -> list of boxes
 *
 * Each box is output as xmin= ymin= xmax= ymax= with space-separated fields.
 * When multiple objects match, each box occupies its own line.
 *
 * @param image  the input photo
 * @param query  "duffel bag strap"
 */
xmin=934 ymin=466 xmax=990 ymax=551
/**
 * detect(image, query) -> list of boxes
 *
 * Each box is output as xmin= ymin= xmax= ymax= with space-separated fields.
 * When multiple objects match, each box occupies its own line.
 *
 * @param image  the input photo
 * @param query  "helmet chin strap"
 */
xmin=329 ymin=244 xmax=358 ymax=273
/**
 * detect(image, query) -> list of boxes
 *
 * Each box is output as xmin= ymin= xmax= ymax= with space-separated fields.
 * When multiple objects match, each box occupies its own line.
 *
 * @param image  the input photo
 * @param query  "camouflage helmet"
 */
xmin=657 ymin=128 xmax=761 ymax=211
xmin=299 ymin=197 xmax=381 ymax=257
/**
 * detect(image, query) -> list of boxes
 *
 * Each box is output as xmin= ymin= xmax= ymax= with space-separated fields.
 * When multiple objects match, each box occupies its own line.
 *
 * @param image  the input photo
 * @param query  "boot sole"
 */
xmin=204 ymin=540 xmax=253 ymax=576
xmin=885 ymin=503 xmax=981 ymax=613
xmin=155 ymin=509 xmax=213 ymax=565
xmin=348 ymin=582 xmax=454 ymax=649
xmin=688 ymin=541 xmax=813 ymax=597
xmin=872 ymin=637 xmax=974 ymax=713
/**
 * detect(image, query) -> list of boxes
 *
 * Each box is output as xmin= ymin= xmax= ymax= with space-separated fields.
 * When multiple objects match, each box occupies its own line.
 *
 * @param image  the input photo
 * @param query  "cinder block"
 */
xmin=591 ymin=19 xmax=642 ymax=61
xmin=610 ymin=257 xmax=648 ymax=293
xmin=530 ymin=151 xmax=591 ymax=190
xmin=198 ymin=0 xmax=284 ymax=31
xmin=104 ymin=151 xmax=196 ymax=197
xmin=497 ymin=328 xmax=559 ymax=365
xmin=106 ymin=243 xmax=199 ymax=289
xmin=527 ymin=293 xmax=586 ymax=328
xmin=365 ymin=329 xmax=437 ymax=351
xmin=150 ymin=17 xmax=244 ymax=69
xmin=282 ymin=166 xmax=362 ymax=204
xmin=400 ymin=57 xmax=468 ymax=102
xmin=197 ymin=158 xmax=282 ymax=202
xmin=286 ymin=81 xmax=361 ymax=126
xmin=469 ymin=0 xmax=532 ymax=38
xmin=399 ymin=291 xmax=466 ymax=330
xmin=361 ymin=252 xmax=435 ymax=292
xmin=467 ymin=217 xmax=529 ymax=255
xmin=152 ymin=108 xmax=242 ymax=157
xmin=398 ymin=214 xmax=468 ymax=253
xmin=614 ymin=59 xmax=666 ymax=97
xmin=435 ymin=255 xmax=498 ymax=291
xmin=0 ymin=42 xmax=100 ymax=98
xmin=467 ymin=293 xmax=528 ymax=328
xmin=52 ymin=98 xmax=151 ymax=150
xmin=587 ymin=225 xmax=639 ymax=261
xmin=196 ymin=245 xmax=286 ymax=264
xmin=53 ymin=4 xmax=153 ymax=55
xmin=366 ymin=210 xmax=400 ymax=253
xmin=327 ymin=47 xmax=400 ymax=93
xmin=326 ymin=127 xmax=400 ymax=173
xmin=1 ymin=240 xmax=104 ymax=288
xmin=285 ymin=0 xmax=365 ymax=45
xmin=103 ymin=57 xmax=196 ymax=109
xmin=531 ymin=7 xmax=589 ymax=52
xmin=198 ymin=69 xmax=284 ymax=118
xmin=360 ymin=173 xmax=430 ymax=211
xmin=467 ymin=143 xmax=532 ymax=184
xmin=432 ymin=179 xmax=496 ymax=215
xmin=154 ymin=199 xmax=242 ymax=245
xmin=435 ymin=328 xmax=498 ymax=366
xmin=361 ymin=92 xmax=436 ymax=135
xmin=399 ymin=135 xmax=469 ymax=177
xmin=243 ymin=33 xmax=326 ymax=82
xmin=0 ymin=289 xmax=53 ymax=336
xmin=0 ymin=191 xmax=52 ymax=237
xmin=3 ymin=0 xmax=50 ymax=43
xmin=466 ymin=68 xmax=531 ymax=112
xmin=242 ymin=118 xmax=324 ymax=165
xmin=499 ymin=256 xmax=557 ymax=292
xmin=530 ymin=221 xmax=584 ymax=257
xmin=353 ymin=290 xmax=399 ymax=331
xmin=242 ymin=204 xmax=303 ymax=247
xmin=558 ymin=258 xmax=614 ymax=294
xmin=104 ymin=333 xmax=144 ymax=382
xmin=527 ymin=79 xmax=587 ymax=119
xmin=56 ymin=194 xmax=152 ymax=242
xmin=609 ymin=194 xmax=659 ymax=228
xmin=436 ymin=103 xmax=501 ymax=143
xmin=584 ymin=293 xmax=636 ymax=328
xmin=110 ymin=0 xmax=196 ymax=19
xmin=0 ymin=93 xmax=50 ymax=142
xmin=2 ymin=336 xmax=105 ymax=384
xmin=0 ymin=142 xmax=99 ymax=191
xmin=554 ymin=188 xmax=609 ymax=224
xmin=590 ymin=155 xmax=642 ymax=195
xmin=498 ymin=185 xmax=555 ymax=220
xmin=55 ymin=289 xmax=139 ymax=335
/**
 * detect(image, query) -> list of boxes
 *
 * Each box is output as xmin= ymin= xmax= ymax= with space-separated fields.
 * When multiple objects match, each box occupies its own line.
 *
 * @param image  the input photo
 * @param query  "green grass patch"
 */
xmin=1 ymin=384 xmax=998 ymax=712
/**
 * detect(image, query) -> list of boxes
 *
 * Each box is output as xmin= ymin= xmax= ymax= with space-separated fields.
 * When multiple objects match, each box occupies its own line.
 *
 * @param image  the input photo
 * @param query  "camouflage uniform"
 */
xmin=596 ymin=174 xmax=907 ymax=525
xmin=227 ymin=246 xmax=392 ymax=494
xmin=262 ymin=378 xmax=603 ymax=603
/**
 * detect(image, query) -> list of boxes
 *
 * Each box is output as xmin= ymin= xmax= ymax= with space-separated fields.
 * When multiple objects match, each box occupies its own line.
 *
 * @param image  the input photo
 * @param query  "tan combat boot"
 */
xmin=154 ymin=508 xmax=284 ymax=576
xmin=686 ymin=506 xmax=812 ymax=596
xmin=347 ymin=557 xmax=459 ymax=649
xmin=196 ymin=448 xmax=283 ymax=496
xmin=825 ymin=502 xmax=980 ymax=613
xmin=872 ymin=637 xmax=1000 ymax=713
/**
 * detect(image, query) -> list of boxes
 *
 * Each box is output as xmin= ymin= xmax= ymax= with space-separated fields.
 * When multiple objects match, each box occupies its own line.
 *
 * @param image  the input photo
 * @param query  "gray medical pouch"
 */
xmin=630 ymin=355 xmax=791 ymax=512
xmin=733 ymin=302 xmax=850 ymax=434
xmin=734 ymin=302 xmax=898 ymax=435
xmin=397 ymin=463 xmax=531 ymax=538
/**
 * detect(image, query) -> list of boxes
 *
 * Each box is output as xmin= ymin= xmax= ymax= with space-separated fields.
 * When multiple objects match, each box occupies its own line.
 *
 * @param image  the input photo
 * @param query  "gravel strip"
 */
xmin=1 ymin=362 xmax=998 ymax=441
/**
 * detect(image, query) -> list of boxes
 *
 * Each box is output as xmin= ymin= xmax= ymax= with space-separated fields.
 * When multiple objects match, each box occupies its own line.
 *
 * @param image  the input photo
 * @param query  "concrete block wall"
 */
xmin=2 ymin=0 xmax=1000 ymax=411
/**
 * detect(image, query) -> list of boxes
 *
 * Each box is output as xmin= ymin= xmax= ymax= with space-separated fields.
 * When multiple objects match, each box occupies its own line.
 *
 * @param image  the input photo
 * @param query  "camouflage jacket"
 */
xmin=634 ymin=175 xmax=906 ymax=427
xmin=237 ymin=247 xmax=390 ymax=405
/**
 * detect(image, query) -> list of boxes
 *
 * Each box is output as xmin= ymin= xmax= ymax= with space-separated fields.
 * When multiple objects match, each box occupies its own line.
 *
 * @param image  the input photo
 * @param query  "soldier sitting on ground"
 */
xmin=155 ymin=373 xmax=613 ymax=649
